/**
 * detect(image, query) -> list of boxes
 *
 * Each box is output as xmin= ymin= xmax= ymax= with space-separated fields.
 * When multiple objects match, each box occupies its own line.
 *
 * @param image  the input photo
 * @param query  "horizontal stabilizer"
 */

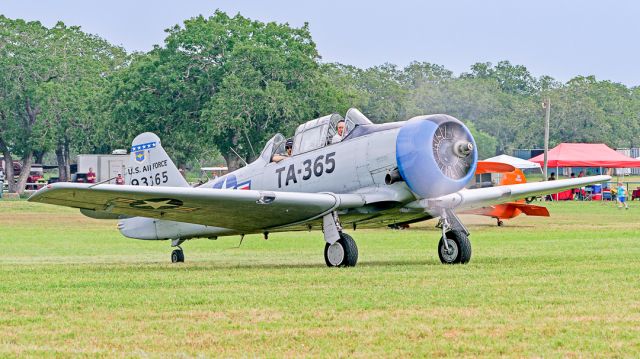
xmin=508 ymin=203 xmax=550 ymax=217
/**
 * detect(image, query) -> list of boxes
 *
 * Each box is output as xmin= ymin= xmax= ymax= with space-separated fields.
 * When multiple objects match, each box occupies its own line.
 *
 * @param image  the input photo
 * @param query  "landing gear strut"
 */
xmin=171 ymin=239 xmax=185 ymax=263
xmin=322 ymin=211 xmax=358 ymax=267
xmin=437 ymin=209 xmax=472 ymax=264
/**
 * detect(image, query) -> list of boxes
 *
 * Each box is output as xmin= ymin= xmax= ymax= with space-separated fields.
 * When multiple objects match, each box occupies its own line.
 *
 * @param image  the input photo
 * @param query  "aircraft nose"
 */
xmin=395 ymin=114 xmax=477 ymax=198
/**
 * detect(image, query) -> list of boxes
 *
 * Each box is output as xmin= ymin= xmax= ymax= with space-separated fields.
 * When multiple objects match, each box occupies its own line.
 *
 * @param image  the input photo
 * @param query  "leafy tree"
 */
xmin=404 ymin=76 xmax=526 ymax=154
xmin=4 ymin=10 xmax=640 ymax=184
xmin=463 ymin=61 xmax=538 ymax=96
xmin=198 ymin=15 xmax=325 ymax=169
xmin=400 ymin=61 xmax=453 ymax=89
xmin=0 ymin=16 xmax=51 ymax=193
xmin=466 ymin=122 xmax=498 ymax=159
xmin=0 ymin=16 xmax=125 ymax=192
xmin=110 ymin=11 xmax=356 ymax=170
xmin=345 ymin=64 xmax=407 ymax=122
xmin=543 ymin=76 xmax=639 ymax=148
xmin=38 ymin=22 xmax=126 ymax=181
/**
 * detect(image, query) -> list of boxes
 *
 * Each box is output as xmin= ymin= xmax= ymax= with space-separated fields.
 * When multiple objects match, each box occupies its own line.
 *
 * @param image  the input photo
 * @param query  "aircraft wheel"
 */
xmin=438 ymin=230 xmax=471 ymax=264
xmin=497 ymin=220 xmax=504 ymax=226
xmin=324 ymin=233 xmax=358 ymax=267
xmin=171 ymin=249 xmax=185 ymax=263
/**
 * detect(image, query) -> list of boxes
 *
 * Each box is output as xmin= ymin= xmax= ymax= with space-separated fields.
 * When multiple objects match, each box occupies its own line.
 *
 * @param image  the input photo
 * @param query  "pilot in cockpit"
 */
xmin=331 ymin=120 xmax=346 ymax=144
xmin=272 ymin=138 xmax=293 ymax=162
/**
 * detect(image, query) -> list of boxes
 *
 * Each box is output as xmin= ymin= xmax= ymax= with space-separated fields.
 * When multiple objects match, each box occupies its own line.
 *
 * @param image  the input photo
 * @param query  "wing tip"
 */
xmin=26 ymin=182 xmax=80 ymax=203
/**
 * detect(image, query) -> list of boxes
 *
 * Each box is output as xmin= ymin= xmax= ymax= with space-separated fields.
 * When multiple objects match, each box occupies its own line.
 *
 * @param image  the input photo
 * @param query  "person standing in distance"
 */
xmin=87 ymin=167 xmax=96 ymax=183
xmin=115 ymin=173 xmax=125 ymax=185
xmin=617 ymin=182 xmax=629 ymax=209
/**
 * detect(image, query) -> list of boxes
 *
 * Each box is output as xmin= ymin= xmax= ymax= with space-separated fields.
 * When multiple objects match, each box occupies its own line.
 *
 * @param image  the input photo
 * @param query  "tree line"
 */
xmin=1 ymin=11 xmax=639 ymax=193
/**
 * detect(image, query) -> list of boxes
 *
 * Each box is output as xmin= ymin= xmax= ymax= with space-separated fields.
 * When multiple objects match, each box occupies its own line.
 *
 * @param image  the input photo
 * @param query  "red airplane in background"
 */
xmin=465 ymin=161 xmax=549 ymax=226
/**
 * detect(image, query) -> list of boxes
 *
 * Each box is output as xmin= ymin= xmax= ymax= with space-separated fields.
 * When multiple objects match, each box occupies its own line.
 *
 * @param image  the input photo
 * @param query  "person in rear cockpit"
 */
xmin=332 ymin=120 xmax=346 ymax=144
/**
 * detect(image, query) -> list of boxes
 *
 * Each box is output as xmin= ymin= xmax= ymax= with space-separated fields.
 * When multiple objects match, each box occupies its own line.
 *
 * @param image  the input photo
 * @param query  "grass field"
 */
xmin=1 ymin=199 xmax=639 ymax=357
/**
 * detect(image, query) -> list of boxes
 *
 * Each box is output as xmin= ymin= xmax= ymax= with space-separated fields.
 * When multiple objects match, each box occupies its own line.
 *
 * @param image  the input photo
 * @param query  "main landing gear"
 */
xmin=437 ymin=209 xmax=472 ymax=264
xmin=323 ymin=212 xmax=358 ymax=267
xmin=171 ymin=239 xmax=185 ymax=263
xmin=324 ymin=233 xmax=358 ymax=267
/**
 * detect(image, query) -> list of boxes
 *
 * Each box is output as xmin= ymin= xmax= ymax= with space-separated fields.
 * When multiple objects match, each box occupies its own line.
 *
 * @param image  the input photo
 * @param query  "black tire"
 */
xmin=171 ymin=249 xmax=185 ymax=263
xmin=438 ymin=230 xmax=472 ymax=264
xmin=497 ymin=220 xmax=504 ymax=227
xmin=324 ymin=232 xmax=358 ymax=267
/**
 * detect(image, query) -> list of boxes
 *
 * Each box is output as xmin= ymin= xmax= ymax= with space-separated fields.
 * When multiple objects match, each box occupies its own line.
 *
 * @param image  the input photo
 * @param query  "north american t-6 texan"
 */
xmin=29 ymin=108 xmax=609 ymax=266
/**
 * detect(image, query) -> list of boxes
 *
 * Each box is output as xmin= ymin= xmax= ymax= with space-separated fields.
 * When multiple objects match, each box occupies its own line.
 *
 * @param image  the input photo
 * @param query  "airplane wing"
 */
xmin=421 ymin=175 xmax=610 ymax=211
xmin=27 ymin=183 xmax=365 ymax=232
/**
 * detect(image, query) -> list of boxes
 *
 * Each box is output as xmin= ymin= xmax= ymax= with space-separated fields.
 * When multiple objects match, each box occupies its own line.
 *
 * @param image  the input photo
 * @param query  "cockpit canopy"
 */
xmin=292 ymin=108 xmax=372 ymax=155
xmin=344 ymin=107 xmax=374 ymax=127
xmin=260 ymin=108 xmax=373 ymax=161
xmin=292 ymin=113 xmax=341 ymax=154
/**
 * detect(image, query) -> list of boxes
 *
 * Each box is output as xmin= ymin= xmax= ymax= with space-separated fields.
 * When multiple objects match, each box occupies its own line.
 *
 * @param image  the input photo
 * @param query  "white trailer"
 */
xmin=76 ymin=153 xmax=128 ymax=183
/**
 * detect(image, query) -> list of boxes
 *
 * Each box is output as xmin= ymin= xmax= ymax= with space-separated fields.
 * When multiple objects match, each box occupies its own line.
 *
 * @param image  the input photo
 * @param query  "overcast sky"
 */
xmin=2 ymin=0 xmax=639 ymax=86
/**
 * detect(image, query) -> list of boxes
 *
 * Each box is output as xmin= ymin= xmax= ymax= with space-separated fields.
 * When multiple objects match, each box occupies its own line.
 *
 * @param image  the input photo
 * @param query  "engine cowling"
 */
xmin=395 ymin=114 xmax=477 ymax=199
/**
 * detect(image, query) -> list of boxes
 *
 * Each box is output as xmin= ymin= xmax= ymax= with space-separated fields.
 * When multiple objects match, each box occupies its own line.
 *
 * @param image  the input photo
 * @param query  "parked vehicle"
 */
xmin=0 ymin=158 xmax=22 ymax=176
xmin=72 ymin=173 xmax=88 ymax=183
xmin=76 ymin=152 xmax=128 ymax=184
xmin=26 ymin=165 xmax=45 ymax=189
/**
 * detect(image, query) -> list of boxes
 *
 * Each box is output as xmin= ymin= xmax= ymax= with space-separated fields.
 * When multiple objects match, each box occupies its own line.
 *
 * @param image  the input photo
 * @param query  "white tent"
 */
xmin=483 ymin=154 xmax=542 ymax=170
xmin=633 ymin=157 xmax=640 ymax=175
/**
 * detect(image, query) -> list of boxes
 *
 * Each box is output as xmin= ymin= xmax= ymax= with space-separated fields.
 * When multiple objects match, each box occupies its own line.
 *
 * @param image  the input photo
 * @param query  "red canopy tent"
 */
xmin=529 ymin=143 xmax=640 ymax=168
xmin=529 ymin=143 xmax=640 ymax=200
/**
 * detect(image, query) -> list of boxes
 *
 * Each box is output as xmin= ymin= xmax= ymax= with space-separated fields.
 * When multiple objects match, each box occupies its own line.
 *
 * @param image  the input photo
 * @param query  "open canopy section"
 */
xmin=529 ymin=143 xmax=640 ymax=168
xmin=484 ymin=154 xmax=542 ymax=170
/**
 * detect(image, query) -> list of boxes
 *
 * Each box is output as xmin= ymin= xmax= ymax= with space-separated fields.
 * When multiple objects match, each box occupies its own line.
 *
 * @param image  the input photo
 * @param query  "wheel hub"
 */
xmin=326 ymin=242 xmax=345 ymax=266
xmin=440 ymin=239 xmax=459 ymax=263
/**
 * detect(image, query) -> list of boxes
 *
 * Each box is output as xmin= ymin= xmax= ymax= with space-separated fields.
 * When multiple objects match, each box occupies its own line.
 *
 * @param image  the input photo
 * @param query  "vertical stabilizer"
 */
xmin=126 ymin=132 xmax=189 ymax=187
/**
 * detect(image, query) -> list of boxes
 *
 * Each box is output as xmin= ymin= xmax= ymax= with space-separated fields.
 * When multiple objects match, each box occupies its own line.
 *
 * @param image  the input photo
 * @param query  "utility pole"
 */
xmin=543 ymin=98 xmax=550 ymax=181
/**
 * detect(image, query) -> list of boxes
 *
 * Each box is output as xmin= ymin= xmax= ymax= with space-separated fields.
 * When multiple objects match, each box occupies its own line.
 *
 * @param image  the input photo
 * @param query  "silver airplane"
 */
xmin=28 ymin=108 xmax=609 ymax=266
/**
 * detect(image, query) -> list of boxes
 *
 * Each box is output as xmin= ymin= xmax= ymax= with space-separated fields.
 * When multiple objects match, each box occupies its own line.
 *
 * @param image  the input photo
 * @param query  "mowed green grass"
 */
xmin=0 ymin=199 xmax=639 ymax=357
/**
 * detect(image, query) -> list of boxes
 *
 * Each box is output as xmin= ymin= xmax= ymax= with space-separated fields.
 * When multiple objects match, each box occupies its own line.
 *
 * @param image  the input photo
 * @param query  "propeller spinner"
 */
xmin=432 ymin=122 xmax=475 ymax=180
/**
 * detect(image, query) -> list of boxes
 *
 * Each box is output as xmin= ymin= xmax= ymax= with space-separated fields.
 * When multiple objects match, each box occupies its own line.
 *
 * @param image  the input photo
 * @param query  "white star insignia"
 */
xmin=143 ymin=199 xmax=177 ymax=209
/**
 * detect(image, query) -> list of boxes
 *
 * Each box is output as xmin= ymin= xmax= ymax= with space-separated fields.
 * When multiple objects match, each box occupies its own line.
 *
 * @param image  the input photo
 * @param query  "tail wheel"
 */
xmin=171 ymin=249 xmax=184 ymax=263
xmin=324 ymin=233 xmax=358 ymax=267
xmin=438 ymin=230 xmax=472 ymax=264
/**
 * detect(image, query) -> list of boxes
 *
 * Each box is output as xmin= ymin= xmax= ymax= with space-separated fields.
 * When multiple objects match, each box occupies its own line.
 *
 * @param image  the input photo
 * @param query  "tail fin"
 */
xmin=126 ymin=132 xmax=189 ymax=187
